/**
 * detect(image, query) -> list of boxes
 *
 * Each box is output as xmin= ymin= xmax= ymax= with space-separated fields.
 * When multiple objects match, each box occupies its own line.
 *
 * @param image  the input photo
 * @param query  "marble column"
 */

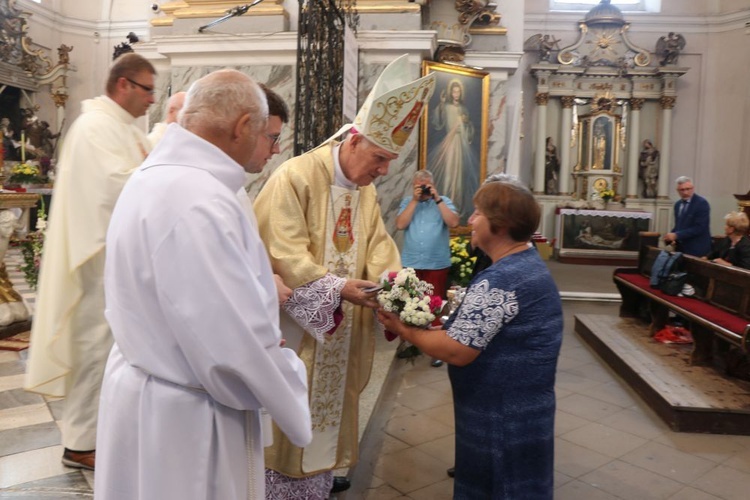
xmin=559 ymin=96 xmax=575 ymax=195
xmin=533 ymin=92 xmax=549 ymax=194
xmin=658 ymin=96 xmax=676 ymax=198
xmin=627 ymin=98 xmax=644 ymax=198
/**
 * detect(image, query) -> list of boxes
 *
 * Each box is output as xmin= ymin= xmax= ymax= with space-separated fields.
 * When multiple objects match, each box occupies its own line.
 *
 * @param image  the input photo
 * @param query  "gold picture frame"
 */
xmin=575 ymin=111 xmax=621 ymax=173
xmin=419 ymin=61 xmax=489 ymax=232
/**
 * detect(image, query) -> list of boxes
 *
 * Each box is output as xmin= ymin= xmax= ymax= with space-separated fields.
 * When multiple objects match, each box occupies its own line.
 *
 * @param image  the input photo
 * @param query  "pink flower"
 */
xmin=429 ymin=295 xmax=443 ymax=314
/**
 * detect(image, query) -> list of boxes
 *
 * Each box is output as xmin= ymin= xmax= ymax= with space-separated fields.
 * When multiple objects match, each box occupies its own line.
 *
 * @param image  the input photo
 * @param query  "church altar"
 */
xmin=0 ymin=192 xmax=39 ymax=333
xmin=556 ymin=208 xmax=652 ymax=263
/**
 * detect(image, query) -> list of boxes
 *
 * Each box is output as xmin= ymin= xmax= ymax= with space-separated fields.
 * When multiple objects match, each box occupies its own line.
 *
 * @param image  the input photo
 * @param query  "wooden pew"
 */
xmin=613 ymin=245 xmax=750 ymax=367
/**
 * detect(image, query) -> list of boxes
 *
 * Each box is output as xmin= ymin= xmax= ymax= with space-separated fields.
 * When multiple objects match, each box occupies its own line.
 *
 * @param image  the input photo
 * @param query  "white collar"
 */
xmin=332 ymin=143 xmax=358 ymax=190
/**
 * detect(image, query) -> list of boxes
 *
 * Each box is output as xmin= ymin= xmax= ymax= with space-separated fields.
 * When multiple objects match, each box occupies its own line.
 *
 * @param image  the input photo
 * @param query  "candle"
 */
xmin=21 ymin=130 xmax=25 ymax=163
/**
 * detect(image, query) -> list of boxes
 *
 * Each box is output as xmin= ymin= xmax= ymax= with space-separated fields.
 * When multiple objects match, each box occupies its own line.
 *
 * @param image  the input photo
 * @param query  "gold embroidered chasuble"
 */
xmin=254 ymin=142 xmax=400 ymax=476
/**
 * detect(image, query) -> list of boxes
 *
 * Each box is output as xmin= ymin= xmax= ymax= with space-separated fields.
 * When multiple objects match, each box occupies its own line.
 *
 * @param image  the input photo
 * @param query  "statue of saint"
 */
xmin=638 ymin=139 xmax=660 ymax=198
xmin=591 ymin=117 xmax=611 ymax=170
xmin=544 ymin=137 xmax=560 ymax=195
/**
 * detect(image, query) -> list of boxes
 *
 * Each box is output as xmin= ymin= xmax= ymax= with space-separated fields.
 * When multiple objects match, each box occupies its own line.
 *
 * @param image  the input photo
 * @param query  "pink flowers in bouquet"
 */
xmin=376 ymin=268 xmax=443 ymax=339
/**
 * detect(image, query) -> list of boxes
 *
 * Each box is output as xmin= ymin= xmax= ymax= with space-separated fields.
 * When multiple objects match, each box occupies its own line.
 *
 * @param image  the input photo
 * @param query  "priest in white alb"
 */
xmin=25 ymin=53 xmax=157 ymax=470
xmin=94 ymin=69 xmax=312 ymax=499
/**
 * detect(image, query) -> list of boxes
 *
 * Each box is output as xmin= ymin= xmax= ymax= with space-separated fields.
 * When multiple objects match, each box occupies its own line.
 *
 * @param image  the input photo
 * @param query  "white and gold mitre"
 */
xmin=352 ymin=55 xmax=436 ymax=154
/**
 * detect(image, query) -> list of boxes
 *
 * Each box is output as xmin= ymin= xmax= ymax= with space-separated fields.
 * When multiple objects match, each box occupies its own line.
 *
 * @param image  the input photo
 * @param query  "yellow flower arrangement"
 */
xmin=599 ymin=188 xmax=616 ymax=202
xmin=8 ymin=162 xmax=45 ymax=185
xmin=448 ymin=236 xmax=477 ymax=288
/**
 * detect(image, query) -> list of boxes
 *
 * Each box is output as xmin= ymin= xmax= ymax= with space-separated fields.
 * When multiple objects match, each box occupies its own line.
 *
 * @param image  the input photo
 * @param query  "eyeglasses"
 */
xmin=125 ymin=77 xmax=155 ymax=95
xmin=265 ymin=133 xmax=281 ymax=147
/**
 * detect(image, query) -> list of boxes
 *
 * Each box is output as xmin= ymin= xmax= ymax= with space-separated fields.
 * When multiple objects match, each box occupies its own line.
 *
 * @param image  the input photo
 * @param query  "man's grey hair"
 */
xmin=413 ymin=170 xmax=434 ymax=183
xmin=675 ymin=176 xmax=693 ymax=185
xmin=179 ymin=69 xmax=267 ymax=136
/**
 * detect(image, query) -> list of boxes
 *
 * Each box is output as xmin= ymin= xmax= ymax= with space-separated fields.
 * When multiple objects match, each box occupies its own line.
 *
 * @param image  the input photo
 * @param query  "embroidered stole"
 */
xmin=301 ymin=185 xmax=360 ymax=472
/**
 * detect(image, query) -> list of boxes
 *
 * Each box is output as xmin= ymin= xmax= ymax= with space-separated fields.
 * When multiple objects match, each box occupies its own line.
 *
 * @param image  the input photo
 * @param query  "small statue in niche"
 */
xmin=638 ymin=139 xmax=660 ymax=198
xmin=544 ymin=137 xmax=560 ymax=195
xmin=656 ymin=32 xmax=686 ymax=66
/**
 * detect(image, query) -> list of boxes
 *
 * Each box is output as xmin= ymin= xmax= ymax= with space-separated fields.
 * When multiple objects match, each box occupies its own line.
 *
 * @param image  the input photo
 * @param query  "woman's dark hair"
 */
xmin=473 ymin=181 xmax=540 ymax=242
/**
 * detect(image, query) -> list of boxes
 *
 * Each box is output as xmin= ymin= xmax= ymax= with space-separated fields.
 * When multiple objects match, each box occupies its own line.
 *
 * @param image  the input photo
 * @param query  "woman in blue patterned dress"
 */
xmin=378 ymin=179 xmax=563 ymax=499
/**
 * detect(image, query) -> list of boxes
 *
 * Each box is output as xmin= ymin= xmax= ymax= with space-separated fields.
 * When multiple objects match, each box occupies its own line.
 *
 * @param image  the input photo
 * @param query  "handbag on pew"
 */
xmin=650 ymin=250 xmax=684 ymax=290
xmin=660 ymin=272 xmax=689 ymax=296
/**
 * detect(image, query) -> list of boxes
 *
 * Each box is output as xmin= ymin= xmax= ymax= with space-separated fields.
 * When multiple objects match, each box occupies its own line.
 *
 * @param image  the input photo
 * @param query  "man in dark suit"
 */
xmin=664 ymin=176 xmax=712 ymax=256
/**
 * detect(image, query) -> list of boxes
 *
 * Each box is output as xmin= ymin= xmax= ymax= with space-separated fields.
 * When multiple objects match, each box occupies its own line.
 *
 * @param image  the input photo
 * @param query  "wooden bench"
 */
xmin=613 ymin=243 xmax=750 ymax=366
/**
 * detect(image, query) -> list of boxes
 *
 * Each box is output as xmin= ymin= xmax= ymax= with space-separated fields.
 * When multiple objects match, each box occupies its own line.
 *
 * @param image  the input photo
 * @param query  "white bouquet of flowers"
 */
xmin=376 ymin=268 xmax=444 ymax=339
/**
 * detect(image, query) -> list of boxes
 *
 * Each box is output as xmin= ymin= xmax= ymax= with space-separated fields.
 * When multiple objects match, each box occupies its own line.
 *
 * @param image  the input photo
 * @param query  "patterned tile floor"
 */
xmin=0 ymin=248 xmax=94 ymax=497
xmin=3 ymin=257 xmax=750 ymax=499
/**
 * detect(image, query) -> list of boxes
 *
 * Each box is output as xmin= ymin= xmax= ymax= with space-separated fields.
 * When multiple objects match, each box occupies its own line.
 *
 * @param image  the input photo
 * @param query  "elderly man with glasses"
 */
xmin=25 ymin=52 xmax=157 ymax=471
xmin=664 ymin=176 xmax=712 ymax=256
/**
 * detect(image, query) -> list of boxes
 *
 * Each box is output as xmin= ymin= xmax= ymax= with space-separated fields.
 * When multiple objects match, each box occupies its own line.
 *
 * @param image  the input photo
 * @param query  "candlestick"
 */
xmin=21 ymin=130 xmax=25 ymax=163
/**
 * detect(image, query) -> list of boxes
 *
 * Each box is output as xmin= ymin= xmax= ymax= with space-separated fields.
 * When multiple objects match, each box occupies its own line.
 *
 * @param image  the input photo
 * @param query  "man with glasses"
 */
xmin=246 ymin=84 xmax=287 ymax=172
xmin=238 ymin=84 xmax=293 ymax=305
xmin=664 ymin=176 xmax=712 ymax=256
xmin=25 ymin=52 xmax=156 ymax=471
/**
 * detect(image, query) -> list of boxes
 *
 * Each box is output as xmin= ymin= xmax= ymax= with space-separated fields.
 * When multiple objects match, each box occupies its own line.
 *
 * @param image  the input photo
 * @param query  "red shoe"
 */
xmin=62 ymin=448 xmax=95 ymax=470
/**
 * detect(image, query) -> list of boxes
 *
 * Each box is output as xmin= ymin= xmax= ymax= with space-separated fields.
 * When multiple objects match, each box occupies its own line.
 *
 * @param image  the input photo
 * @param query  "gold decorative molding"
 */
xmin=0 ymin=193 xmax=40 ymax=209
xmin=469 ymin=26 xmax=507 ymax=36
xmin=561 ymin=96 xmax=575 ymax=108
xmin=535 ymin=92 xmax=549 ymax=106
xmin=149 ymin=1 xmax=188 ymax=26
xmin=659 ymin=96 xmax=676 ymax=109
xmin=434 ymin=45 xmax=465 ymax=64
xmin=0 ymin=0 xmax=73 ymax=111
xmin=149 ymin=0 xmax=285 ymax=22
xmin=51 ymin=89 xmax=69 ymax=109
xmin=630 ymin=98 xmax=645 ymax=110
xmin=352 ymin=0 xmax=421 ymax=13
xmin=455 ymin=0 xmax=500 ymax=27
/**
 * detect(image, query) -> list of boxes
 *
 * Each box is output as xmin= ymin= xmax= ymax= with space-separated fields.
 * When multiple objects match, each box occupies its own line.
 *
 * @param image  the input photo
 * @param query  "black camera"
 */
xmin=420 ymin=184 xmax=431 ymax=196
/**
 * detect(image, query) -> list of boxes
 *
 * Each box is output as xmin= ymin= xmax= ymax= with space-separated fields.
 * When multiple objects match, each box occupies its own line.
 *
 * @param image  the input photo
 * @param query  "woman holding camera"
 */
xmin=380 ymin=178 xmax=563 ymax=499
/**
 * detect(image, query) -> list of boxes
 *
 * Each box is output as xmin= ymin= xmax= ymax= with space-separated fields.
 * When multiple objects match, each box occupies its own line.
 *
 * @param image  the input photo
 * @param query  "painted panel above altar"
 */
xmin=556 ymin=208 xmax=652 ymax=263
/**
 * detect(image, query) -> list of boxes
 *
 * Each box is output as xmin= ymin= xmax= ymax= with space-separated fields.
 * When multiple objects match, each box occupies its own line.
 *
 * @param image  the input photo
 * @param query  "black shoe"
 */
xmin=331 ymin=476 xmax=351 ymax=493
xmin=61 ymin=448 xmax=96 ymax=470
xmin=447 ymin=467 xmax=455 ymax=478
xmin=431 ymin=359 xmax=444 ymax=367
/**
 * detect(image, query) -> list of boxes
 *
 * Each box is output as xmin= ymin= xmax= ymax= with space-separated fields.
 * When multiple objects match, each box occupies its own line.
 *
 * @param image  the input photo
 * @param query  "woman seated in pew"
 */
xmin=702 ymin=211 xmax=750 ymax=269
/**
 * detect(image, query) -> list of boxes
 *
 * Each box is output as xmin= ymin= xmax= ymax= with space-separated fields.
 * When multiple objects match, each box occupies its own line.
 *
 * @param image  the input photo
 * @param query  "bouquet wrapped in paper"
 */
xmin=376 ymin=268 xmax=444 ymax=340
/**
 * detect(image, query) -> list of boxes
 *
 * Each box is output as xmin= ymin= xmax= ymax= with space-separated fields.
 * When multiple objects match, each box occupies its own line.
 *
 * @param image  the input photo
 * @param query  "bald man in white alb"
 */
xmin=147 ymin=91 xmax=187 ymax=147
